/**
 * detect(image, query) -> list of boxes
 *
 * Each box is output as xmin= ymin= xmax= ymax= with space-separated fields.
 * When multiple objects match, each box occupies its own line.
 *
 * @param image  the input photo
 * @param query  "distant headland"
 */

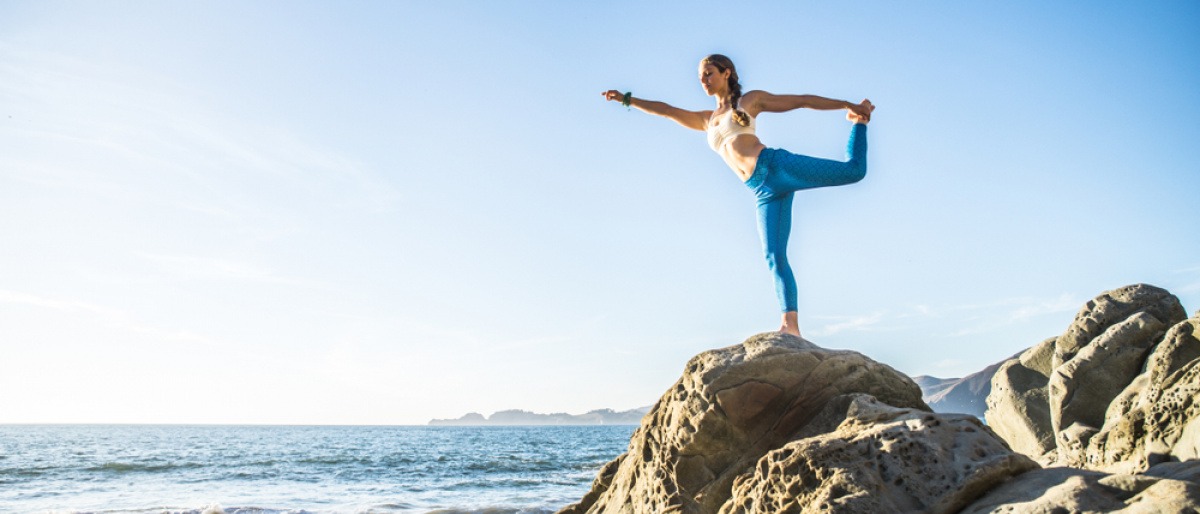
xmin=428 ymin=407 xmax=651 ymax=426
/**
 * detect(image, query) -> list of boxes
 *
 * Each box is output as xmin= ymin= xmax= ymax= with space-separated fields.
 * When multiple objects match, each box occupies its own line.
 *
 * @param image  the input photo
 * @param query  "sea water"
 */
xmin=0 ymin=424 xmax=636 ymax=513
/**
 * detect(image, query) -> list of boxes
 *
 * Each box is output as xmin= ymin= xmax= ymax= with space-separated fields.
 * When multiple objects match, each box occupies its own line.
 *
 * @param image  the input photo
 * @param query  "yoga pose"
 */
xmin=602 ymin=54 xmax=874 ymax=338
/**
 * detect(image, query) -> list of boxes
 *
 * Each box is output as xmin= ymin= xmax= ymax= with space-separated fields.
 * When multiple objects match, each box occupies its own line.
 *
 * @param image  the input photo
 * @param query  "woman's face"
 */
xmin=698 ymin=62 xmax=730 ymax=97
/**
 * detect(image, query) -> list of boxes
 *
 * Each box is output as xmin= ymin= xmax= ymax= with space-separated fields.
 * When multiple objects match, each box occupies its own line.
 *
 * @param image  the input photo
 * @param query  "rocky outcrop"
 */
xmin=959 ymin=463 xmax=1200 ymax=513
xmin=985 ymin=284 xmax=1196 ymax=471
xmin=561 ymin=284 xmax=1199 ymax=513
xmin=1084 ymin=316 xmax=1200 ymax=472
xmin=559 ymin=333 xmax=1040 ymax=514
xmin=985 ymin=337 xmax=1058 ymax=458
xmin=720 ymin=395 xmax=1036 ymax=514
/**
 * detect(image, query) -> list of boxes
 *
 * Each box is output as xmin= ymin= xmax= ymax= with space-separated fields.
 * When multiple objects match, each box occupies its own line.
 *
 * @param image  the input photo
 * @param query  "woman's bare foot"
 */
xmin=779 ymin=311 xmax=802 ymax=338
xmin=847 ymin=99 xmax=874 ymax=124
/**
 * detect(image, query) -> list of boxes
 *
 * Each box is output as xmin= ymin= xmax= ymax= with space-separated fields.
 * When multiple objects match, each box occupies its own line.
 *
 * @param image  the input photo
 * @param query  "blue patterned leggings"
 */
xmin=744 ymin=123 xmax=867 ymax=312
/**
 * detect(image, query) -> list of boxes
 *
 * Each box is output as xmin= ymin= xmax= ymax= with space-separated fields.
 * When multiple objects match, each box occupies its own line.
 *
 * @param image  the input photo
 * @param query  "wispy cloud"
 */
xmin=810 ymin=293 xmax=1085 ymax=340
xmin=135 ymin=252 xmax=321 ymax=287
xmin=945 ymin=293 xmax=1083 ymax=337
xmin=1171 ymin=264 xmax=1200 ymax=295
xmin=1005 ymin=293 xmax=1081 ymax=322
xmin=810 ymin=311 xmax=888 ymax=337
xmin=0 ymin=289 xmax=214 ymax=346
xmin=0 ymin=44 xmax=401 ymax=223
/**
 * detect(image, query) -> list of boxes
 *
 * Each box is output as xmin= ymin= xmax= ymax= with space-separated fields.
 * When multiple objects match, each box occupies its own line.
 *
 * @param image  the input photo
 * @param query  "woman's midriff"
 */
xmin=719 ymin=135 xmax=767 ymax=182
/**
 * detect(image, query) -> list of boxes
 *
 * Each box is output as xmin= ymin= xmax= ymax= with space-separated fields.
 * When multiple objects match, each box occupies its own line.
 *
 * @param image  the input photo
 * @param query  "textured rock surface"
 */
xmin=986 ymin=284 xmax=1195 ymax=471
xmin=1048 ymin=311 xmax=1169 ymax=459
xmin=719 ymin=396 xmax=1036 ymax=514
xmin=557 ymin=333 xmax=928 ymax=514
xmin=1084 ymin=319 xmax=1200 ymax=472
xmin=562 ymin=285 xmax=1200 ymax=513
xmin=1052 ymin=284 xmax=1185 ymax=369
xmin=985 ymin=337 xmax=1057 ymax=458
xmin=959 ymin=466 xmax=1200 ymax=513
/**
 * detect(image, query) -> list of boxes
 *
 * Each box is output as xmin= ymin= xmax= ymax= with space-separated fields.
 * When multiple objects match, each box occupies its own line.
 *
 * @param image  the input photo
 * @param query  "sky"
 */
xmin=1 ymin=1 xmax=1198 ymax=425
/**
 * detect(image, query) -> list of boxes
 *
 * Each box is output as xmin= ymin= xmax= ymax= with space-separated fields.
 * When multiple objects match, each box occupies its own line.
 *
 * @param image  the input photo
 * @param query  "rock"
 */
xmin=959 ymin=466 xmax=1200 ymax=513
xmin=557 ymin=333 xmax=928 ymax=514
xmin=1053 ymin=283 xmax=1185 ymax=369
xmin=1144 ymin=460 xmax=1200 ymax=485
xmin=562 ymin=284 xmax=1200 ymax=514
xmin=985 ymin=284 xmax=1195 ymax=472
xmin=1084 ymin=330 xmax=1200 ymax=472
xmin=986 ymin=337 xmax=1058 ymax=458
xmin=1048 ymin=311 xmax=1169 ymax=460
xmin=719 ymin=395 xmax=1037 ymax=514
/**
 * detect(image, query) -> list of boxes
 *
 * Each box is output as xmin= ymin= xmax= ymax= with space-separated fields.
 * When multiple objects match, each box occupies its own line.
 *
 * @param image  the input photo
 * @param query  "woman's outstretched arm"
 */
xmin=602 ymin=90 xmax=709 ymax=132
xmin=744 ymin=91 xmax=872 ymax=120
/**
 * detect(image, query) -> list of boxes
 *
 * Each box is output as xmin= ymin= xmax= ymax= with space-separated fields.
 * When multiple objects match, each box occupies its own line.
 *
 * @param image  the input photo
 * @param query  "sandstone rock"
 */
xmin=959 ymin=466 xmax=1200 ymax=513
xmin=1053 ymin=283 xmax=1185 ymax=369
xmin=557 ymin=333 xmax=928 ymax=514
xmin=1069 ymin=314 xmax=1200 ymax=473
xmin=1048 ymin=311 xmax=1168 ymax=456
xmin=719 ymin=395 xmax=1037 ymax=514
xmin=985 ymin=337 xmax=1057 ymax=458
xmin=984 ymin=284 xmax=1194 ymax=472
xmin=1145 ymin=460 xmax=1200 ymax=485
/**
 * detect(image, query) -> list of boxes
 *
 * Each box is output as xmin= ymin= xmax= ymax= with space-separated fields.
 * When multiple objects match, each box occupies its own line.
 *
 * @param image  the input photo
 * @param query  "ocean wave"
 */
xmin=424 ymin=509 xmax=555 ymax=514
xmin=61 ymin=504 xmax=314 ymax=514
xmin=0 ymin=465 xmax=54 ymax=479
xmin=2 ymin=424 xmax=634 ymax=513
xmin=84 ymin=461 xmax=207 ymax=474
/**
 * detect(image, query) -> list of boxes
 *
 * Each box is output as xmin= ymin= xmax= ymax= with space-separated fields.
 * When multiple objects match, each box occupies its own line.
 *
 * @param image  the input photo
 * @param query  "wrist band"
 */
xmin=622 ymin=91 xmax=632 ymax=108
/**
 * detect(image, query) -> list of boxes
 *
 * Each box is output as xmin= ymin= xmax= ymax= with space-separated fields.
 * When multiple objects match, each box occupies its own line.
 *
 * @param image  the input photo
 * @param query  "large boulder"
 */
xmin=1048 ymin=310 xmax=1170 ymax=464
xmin=985 ymin=337 xmax=1057 ymax=458
xmin=1084 ymin=316 xmax=1200 ymax=472
xmin=985 ymin=284 xmax=1194 ymax=470
xmin=1052 ymin=284 xmax=1185 ymax=369
xmin=1049 ymin=285 xmax=1185 ymax=441
xmin=719 ymin=395 xmax=1037 ymax=514
xmin=557 ymin=333 xmax=928 ymax=514
xmin=561 ymin=284 xmax=1200 ymax=513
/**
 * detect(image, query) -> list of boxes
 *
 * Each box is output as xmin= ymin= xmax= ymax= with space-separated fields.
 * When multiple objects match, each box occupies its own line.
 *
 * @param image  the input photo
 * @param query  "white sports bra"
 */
xmin=706 ymin=107 xmax=756 ymax=152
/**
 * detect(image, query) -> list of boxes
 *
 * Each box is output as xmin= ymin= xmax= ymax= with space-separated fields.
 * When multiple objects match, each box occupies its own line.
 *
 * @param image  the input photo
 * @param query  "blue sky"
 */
xmin=2 ymin=1 xmax=1198 ymax=425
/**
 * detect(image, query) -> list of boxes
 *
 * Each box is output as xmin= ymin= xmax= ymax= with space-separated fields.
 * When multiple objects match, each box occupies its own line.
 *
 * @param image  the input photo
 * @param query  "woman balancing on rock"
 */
xmin=602 ymin=54 xmax=873 ymax=338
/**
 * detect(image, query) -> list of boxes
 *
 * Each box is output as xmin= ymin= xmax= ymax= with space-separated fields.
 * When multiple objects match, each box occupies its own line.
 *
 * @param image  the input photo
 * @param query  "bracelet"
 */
xmin=622 ymin=91 xmax=632 ymax=108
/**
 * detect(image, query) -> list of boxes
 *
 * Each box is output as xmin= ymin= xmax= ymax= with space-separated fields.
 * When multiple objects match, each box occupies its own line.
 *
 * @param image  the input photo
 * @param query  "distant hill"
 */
xmin=429 ymin=407 xmax=652 ymax=426
xmin=913 ymin=352 xmax=1018 ymax=418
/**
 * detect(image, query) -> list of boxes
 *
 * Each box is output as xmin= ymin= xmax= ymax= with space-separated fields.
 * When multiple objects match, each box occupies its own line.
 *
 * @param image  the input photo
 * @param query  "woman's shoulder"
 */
xmin=739 ymin=90 xmax=770 ymax=112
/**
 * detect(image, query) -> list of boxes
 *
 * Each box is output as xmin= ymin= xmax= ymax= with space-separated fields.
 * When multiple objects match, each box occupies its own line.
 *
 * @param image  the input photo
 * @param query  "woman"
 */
xmin=602 ymin=54 xmax=874 ymax=338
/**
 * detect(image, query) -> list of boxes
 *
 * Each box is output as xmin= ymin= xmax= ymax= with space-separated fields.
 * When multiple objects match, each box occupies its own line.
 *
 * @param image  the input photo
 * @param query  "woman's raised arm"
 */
xmin=744 ymin=91 xmax=872 ymax=120
xmin=602 ymin=90 xmax=709 ymax=132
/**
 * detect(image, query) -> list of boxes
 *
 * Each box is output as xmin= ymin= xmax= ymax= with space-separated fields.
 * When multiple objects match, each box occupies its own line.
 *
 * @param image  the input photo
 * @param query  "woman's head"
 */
xmin=700 ymin=54 xmax=749 ymax=126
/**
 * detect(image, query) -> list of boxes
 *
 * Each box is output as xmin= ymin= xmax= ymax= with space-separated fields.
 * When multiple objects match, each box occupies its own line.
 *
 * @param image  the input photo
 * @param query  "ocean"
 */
xmin=0 ymin=424 xmax=637 ymax=514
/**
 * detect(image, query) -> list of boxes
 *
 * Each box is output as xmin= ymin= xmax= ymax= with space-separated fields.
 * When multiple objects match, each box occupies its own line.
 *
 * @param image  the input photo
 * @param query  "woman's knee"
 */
xmin=845 ymin=160 xmax=867 ymax=184
xmin=763 ymin=247 xmax=789 ymax=272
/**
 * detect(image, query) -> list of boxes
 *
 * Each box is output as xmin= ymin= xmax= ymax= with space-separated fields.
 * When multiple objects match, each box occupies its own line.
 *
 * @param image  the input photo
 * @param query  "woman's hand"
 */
xmin=601 ymin=90 xmax=626 ymax=102
xmin=599 ymin=89 xmax=708 ymax=131
xmin=847 ymin=99 xmax=875 ymax=123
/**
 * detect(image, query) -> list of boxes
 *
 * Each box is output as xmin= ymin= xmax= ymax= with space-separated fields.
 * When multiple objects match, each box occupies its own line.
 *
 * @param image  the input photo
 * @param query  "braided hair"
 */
xmin=703 ymin=54 xmax=750 ymax=127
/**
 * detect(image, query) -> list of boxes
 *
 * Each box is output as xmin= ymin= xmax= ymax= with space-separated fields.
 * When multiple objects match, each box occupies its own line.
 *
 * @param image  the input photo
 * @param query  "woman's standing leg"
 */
xmin=756 ymin=192 xmax=800 ymax=335
xmin=752 ymin=123 xmax=868 ymax=337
